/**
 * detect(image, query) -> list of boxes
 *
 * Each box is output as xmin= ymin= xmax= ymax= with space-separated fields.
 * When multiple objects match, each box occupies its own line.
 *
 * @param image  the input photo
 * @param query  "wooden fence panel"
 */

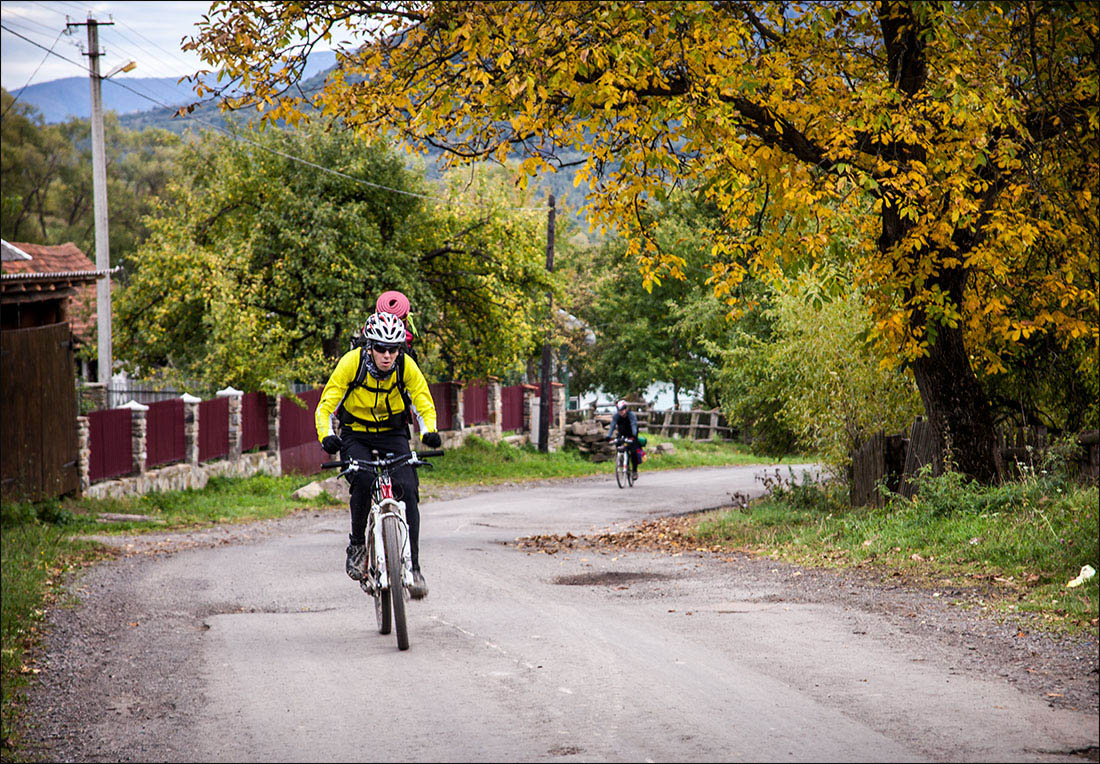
xmin=88 ymin=408 xmax=132 ymax=482
xmin=429 ymin=382 xmax=453 ymax=430
xmin=900 ymin=418 xmax=941 ymax=498
xmin=463 ymin=383 xmax=489 ymax=426
xmin=501 ymin=385 xmax=524 ymax=431
xmin=146 ymin=398 xmax=185 ymax=469
xmin=281 ymin=389 xmax=326 ymax=475
xmin=850 ymin=432 xmax=885 ymax=507
xmin=198 ymin=396 xmax=230 ymax=462
xmin=0 ymin=323 xmax=80 ymax=500
xmin=240 ymin=392 xmax=269 ymax=452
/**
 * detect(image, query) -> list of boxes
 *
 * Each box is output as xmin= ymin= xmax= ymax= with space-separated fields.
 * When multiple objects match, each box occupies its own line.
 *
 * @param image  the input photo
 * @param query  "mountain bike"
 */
xmin=614 ymin=436 xmax=635 ymax=488
xmin=323 ymin=448 xmax=444 ymax=651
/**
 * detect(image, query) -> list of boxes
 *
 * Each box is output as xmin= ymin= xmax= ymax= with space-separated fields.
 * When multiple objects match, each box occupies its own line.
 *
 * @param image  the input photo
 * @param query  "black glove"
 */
xmin=421 ymin=431 xmax=442 ymax=448
xmin=321 ymin=435 xmax=342 ymax=454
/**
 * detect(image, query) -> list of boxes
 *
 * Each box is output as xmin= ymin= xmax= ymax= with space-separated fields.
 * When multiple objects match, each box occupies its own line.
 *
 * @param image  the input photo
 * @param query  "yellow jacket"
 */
xmin=315 ymin=350 xmax=438 ymax=440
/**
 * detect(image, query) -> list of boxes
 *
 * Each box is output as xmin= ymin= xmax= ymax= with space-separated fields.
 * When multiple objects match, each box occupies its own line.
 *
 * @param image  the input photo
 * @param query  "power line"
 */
xmin=1 ymin=20 xmax=547 ymax=213
xmin=114 ymin=17 xmax=204 ymax=74
xmin=1 ymin=22 xmax=88 ymax=72
xmin=2 ymin=28 xmax=63 ymax=116
xmin=1 ymin=6 xmax=65 ymax=36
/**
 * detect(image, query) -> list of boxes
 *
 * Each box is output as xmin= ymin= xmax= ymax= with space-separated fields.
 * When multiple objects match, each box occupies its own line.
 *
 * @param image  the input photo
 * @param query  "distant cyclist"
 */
xmin=607 ymin=399 xmax=640 ymax=481
xmin=315 ymin=311 xmax=441 ymax=598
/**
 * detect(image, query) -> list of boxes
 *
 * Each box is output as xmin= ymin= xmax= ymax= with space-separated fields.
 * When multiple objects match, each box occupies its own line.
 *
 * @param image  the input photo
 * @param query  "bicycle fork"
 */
xmin=371 ymin=505 xmax=412 ymax=585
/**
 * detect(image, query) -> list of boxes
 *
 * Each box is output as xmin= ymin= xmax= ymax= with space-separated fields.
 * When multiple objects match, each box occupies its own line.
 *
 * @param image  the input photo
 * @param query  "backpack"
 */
xmin=334 ymin=347 xmax=414 ymax=432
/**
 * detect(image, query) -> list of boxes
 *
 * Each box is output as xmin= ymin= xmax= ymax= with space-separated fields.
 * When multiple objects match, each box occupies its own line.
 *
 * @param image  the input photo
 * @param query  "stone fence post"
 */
xmin=76 ymin=415 xmax=90 ymax=493
xmin=449 ymin=381 xmax=465 ymax=430
xmin=522 ymin=384 xmax=537 ymax=433
xmin=120 ymin=400 xmax=149 ymax=475
xmin=217 ymin=386 xmax=244 ymax=461
xmin=487 ymin=377 xmax=503 ymax=436
xmin=267 ymin=394 xmax=281 ymax=454
xmin=81 ymin=382 xmax=107 ymax=412
xmin=552 ymin=382 xmax=565 ymax=432
xmin=181 ymin=393 xmax=201 ymax=465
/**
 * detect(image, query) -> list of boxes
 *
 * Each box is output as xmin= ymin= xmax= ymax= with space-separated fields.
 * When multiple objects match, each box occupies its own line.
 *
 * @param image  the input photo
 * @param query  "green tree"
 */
xmin=1 ymin=89 xmax=181 ymax=267
xmin=741 ymin=269 xmax=924 ymax=473
xmin=563 ymin=192 xmax=720 ymax=407
xmin=185 ymin=2 xmax=1099 ymax=482
xmin=115 ymin=124 xmax=553 ymax=392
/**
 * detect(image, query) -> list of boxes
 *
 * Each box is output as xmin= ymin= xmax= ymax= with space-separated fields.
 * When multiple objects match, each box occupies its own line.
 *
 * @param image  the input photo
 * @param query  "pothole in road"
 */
xmin=553 ymin=571 xmax=673 ymax=586
xmin=548 ymin=745 xmax=583 ymax=756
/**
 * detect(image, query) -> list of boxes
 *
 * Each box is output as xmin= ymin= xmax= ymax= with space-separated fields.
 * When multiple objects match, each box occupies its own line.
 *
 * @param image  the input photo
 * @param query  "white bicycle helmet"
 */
xmin=361 ymin=311 xmax=406 ymax=346
xmin=616 ymin=399 xmax=629 ymax=410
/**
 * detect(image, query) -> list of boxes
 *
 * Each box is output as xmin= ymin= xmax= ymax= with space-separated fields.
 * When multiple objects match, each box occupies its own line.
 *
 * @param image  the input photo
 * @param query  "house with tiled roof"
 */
xmin=1 ymin=239 xmax=110 ymax=378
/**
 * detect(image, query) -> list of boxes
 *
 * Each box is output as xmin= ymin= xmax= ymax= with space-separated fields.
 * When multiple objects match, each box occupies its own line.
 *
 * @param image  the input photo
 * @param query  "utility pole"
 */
xmin=538 ymin=194 xmax=556 ymax=453
xmin=69 ymin=15 xmax=114 ymax=384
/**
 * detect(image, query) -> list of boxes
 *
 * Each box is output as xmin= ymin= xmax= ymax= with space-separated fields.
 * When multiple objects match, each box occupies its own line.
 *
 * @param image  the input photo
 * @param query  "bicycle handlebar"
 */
xmin=322 ymin=449 xmax=444 ymax=472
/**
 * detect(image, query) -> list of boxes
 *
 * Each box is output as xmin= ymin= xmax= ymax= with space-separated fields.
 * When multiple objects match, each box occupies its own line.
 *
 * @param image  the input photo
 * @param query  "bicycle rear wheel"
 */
xmin=382 ymin=515 xmax=409 ymax=650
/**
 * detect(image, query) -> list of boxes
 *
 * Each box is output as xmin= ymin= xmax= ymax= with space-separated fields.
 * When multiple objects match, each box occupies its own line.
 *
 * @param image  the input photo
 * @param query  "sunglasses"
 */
xmin=372 ymin=343 xmax=403 ymax=354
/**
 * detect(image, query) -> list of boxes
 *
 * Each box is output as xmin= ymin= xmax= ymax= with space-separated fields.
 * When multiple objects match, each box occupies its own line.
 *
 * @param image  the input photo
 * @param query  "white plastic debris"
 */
xmin=1065 ymin=564 xmax=1097 ymax=589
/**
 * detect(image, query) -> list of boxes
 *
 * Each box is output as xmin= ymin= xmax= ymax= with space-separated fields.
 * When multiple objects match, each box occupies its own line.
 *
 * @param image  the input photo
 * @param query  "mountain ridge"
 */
xmin=10 ymin=51 xmax=337 ymax=123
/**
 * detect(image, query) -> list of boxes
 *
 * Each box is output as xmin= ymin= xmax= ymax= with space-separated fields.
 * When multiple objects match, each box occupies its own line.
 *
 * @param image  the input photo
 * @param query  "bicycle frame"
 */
xmin=324 ymin=449 xmax=442 ymax=594
xmin=324 ymin=448 xmax=443 ymax=651
xmin=364 ymin=470 xmax=413 ymax=594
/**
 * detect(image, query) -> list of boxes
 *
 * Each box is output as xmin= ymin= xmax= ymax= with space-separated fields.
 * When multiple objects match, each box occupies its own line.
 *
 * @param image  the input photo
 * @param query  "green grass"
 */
xmin=693 ymin=467 xmax=1099 ymax=633
xmin=1 ymin=518 xmax=107 ymax=754
xmin=640 ymin=434 xmax=813 ymax=470
xmin=420 ymin=433 xmax=795 ymax=485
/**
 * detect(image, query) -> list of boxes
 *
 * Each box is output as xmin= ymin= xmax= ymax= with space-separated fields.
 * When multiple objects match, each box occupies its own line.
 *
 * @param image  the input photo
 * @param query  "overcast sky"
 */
xmin=1 ymin=1 xmax=214 ymax=91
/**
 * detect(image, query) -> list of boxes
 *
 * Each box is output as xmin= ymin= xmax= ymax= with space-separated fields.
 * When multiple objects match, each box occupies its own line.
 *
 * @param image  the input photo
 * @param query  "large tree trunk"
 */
xmin=910 ymin=323 xmax=1003 ymax=483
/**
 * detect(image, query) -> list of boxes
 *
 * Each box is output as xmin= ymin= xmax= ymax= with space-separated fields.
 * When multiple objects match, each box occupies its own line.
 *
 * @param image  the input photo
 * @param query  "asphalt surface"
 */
xmin=20 ymin=464 xmax=1100 ymax=762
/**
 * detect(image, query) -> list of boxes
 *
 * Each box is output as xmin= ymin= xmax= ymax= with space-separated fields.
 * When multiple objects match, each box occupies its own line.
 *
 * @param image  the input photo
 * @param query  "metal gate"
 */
xmin=1 ymin=323 xmax=80 ymax=501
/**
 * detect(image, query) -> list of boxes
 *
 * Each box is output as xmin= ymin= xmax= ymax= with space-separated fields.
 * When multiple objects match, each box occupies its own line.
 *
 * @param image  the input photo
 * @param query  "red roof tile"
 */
xmin=1 ymin=241 xmax=96 ymax=275
xmin=2 ymin=242 xmax=104 ymax=343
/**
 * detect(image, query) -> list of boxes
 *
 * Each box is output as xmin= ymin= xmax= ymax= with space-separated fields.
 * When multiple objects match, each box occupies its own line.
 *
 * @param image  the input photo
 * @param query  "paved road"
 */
xmin=28 ymin=464 xmax=1099 ymax=762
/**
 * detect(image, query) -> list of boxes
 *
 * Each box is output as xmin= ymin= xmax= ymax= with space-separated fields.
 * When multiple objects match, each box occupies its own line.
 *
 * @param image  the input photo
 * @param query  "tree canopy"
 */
xmin=562 ymin=192 xmax=725 ymax=408
xmin=186 ymin=2 xmax=1098 ymax=480
xmin=114 ymin=124 xmax=553 ymax=392
xmin=1 ymin=89 xmax=181 ymax=267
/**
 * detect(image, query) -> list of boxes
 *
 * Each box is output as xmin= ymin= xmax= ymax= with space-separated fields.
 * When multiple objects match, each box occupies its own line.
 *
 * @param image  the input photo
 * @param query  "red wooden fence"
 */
xmin=198 ymin=396 xmax=230 ymax=462
xmin=87 ymin=380 xmax=549 ymax=485
xmin=88 ymin=408 xmax=132 ymax=482
xmin=463 ymin=383 xmax=489 ymax=426
xmin=145 ymin=399 xmax=185 ymax=469
xmin=280 ymin=389 xmax=326 ymax=474
xmin=429 ymin=382 xmax=453 ymax=431
xmin=501 ymin=384 xmax=525 ymax=431
xmin=241 ymin=392 xmax=269 ymax=452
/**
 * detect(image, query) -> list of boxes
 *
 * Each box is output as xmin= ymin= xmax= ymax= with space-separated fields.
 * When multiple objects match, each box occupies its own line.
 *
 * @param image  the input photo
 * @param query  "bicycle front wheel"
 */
xmin=382 ymin=515 xmax=409 ymax=651
xmin=615 ymin=450 xmax=626 ymax=489
xmin=374 ymin=586 xmax=392 ymax=635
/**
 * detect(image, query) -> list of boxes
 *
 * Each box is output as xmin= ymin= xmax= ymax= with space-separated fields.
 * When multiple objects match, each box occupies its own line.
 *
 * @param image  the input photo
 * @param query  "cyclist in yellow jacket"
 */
xmin=315 ymin=311 xmax=441 ymax=598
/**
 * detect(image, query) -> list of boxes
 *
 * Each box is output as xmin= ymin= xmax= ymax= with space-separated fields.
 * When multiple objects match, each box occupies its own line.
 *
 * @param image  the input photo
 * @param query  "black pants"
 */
xmin=342 ymin=429 xmax=422 ymax=570
xmin=625 ymin=443 xmax=640 ymax=471
xmin=615 ymin=436 xmax=640 ymax=470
